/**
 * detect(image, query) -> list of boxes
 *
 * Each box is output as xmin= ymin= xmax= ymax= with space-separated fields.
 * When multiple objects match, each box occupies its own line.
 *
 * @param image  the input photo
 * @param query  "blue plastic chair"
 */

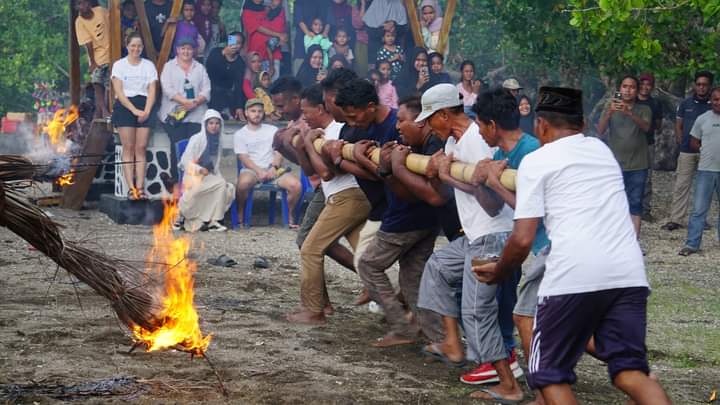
xmin=231 ymin=160 xmax=312 ymax=229
xmin=175 ymin=139 xmax=189 ymax=193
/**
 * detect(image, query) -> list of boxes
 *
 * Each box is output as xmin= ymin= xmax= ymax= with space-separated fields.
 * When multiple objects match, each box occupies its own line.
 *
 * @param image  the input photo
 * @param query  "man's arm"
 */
xmin=689 ymin=137 xmax=701 ymax=153
xmin=391 ymin=145 xmax=450 ymax=206
xmin=238 ymin=153 xmax=268 ymax=178
xmin=675 ymin=118 xmax=684 ymax=145
xmin=473 ymin=218 xmax=540 ymax=284
xmin=323 ymin=140 xmax=378 ymax=180
xmin=85 ymin=44 xmax=98 ymax=71
xmin=304 ymin=130 xmax=334 ymax=181
xmin=625 ymin=105 xmax=651 ymax=133
xmin=596 ymin=102 xmax=614 ymax=138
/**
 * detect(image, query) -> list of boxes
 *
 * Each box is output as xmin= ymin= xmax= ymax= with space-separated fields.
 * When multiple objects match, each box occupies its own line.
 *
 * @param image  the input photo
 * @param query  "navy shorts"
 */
xmin=527 ymin=287 xmax=650 ymax=390
xmin=623 ymin=169 xmax=648 ymax=216
xmin=111 ymin=95 xmax=155 ymax=128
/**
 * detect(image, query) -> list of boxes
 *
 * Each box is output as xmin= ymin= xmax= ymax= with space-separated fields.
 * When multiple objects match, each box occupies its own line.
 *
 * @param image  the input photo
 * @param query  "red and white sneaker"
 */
xmin=459 ymin=349 xmax=524 ymax=385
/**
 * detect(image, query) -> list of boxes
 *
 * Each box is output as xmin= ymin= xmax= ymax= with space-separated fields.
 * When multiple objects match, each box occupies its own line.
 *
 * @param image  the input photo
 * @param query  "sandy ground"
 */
xmin=1 ymin=170 xmax=719 ymax=404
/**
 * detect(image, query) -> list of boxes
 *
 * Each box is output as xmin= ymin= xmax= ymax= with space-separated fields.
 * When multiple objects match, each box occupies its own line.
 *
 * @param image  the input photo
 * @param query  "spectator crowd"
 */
xmin=73 ymin=0 xmax=719 ymax=403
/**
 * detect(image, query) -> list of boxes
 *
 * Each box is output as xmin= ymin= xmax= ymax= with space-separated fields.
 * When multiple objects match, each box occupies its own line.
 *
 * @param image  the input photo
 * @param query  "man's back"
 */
xmin=515 ymin=134 xmax=648 ymax=297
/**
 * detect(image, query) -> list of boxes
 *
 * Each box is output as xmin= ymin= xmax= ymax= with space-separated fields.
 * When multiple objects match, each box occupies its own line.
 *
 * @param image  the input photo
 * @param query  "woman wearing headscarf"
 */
xmin=296 ymin=44 xmax=326 ymax=88
xmin=394 ymin=46 xmax=430 ymax=99
xmin=242 ymin=0 xmax=287 ymax=80
xmin=363 ymin=0 xmax=408 ymax=66
xmin=178 ymin=109 xmax=235 ymax=232
xmin=518 ymin=94 xmax=535 ymax=136
xmin=419 ymin=0 xmax=446 ymax=55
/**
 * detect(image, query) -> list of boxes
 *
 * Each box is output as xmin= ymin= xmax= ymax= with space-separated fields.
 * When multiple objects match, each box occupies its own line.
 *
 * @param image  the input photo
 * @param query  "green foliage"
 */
xmin=0 ymin=0 xmax=70 ymax=115
xmin=567 ymin=0 xmax=720 ymax=84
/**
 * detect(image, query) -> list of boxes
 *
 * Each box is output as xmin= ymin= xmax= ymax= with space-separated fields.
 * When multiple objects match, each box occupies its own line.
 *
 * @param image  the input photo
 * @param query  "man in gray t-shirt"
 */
xmin=680 ymin=87 xmax=720 ymax=256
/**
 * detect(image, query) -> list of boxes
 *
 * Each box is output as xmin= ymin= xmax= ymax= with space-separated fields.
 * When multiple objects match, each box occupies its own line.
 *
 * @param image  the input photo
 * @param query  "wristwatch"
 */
xmin=333 ymin=156 xmax=343 ymax=169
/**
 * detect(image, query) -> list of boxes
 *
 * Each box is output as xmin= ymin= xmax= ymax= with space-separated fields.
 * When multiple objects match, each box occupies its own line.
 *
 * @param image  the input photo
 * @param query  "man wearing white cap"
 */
xmin=502 ymin=78 xmax=522 ymax=98
xmin=415 ymin=83 xmax=523 ymax=402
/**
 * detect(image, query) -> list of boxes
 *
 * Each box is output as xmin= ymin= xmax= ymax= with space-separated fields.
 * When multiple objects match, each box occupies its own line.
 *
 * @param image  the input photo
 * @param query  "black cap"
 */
xmin=535 ymin=87 xmax=583 ymax=116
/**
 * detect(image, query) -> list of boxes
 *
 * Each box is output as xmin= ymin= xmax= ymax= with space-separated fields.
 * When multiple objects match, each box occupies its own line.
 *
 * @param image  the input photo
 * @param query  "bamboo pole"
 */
xmin=435 ymin=0 xmax=457 ymax=56
xmin=292 ymin=136 xmax=516 ymax=191
xmin=108 ymin=0 xmax=122 ymax=113
xmin=403 ymin=0 xmax=425 ymax=47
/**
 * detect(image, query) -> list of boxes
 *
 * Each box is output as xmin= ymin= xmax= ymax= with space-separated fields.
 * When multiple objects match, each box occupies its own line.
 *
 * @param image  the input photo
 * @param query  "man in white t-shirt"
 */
xmin=415 ymin=83 xmax=523 ymax=403
xmin=234 ymin=99 xmax=302 ymax=227
xmin=285 ymin=85 xmax=370 ymax=325
xmin=473 ymin=87 xmax=670 ymax=405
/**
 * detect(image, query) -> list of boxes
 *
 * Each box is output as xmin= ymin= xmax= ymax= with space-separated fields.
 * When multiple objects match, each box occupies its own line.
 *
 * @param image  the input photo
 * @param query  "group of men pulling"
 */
xmin=268 ymin=68 xmax=671 ymax=404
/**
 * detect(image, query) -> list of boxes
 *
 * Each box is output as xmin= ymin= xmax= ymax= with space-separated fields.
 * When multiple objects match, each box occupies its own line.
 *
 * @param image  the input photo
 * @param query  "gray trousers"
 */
xmin=358 ymin=228 xmax=439 ymax=339
xmin=418 ymin=232 xmax=510 ymax=364
xmin=296 ymin=187 xmax=325 ymax=248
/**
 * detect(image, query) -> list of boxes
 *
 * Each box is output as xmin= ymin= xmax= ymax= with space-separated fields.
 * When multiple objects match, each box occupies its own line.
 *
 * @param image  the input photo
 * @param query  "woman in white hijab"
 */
xmin=178 ymin=109 xmax=236 ymax=232
xmin=419 ymin=0 xmax=447 ymax=55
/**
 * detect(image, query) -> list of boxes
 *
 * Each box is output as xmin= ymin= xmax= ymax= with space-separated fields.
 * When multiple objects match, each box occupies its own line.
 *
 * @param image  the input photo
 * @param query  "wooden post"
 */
xmin=403 ymin=0 xmax=425 ymax=47
xmin=108 ymin=0 xmax=122 ymax=113
xmin=155 ymin=0 xmax=183 ymax=74
xmin=134 ymin=0 xmax=159 ymax=62
xmin=68 ymin=0 xmax=81 ymax=106
xmin=61 ymin=121 xmax=113 ymax=210
xmin=435 ymin=0 xmax=457 ymax=56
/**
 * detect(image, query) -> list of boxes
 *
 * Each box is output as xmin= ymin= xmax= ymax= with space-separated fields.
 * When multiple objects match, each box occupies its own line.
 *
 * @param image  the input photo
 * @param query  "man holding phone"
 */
xmin=597 ymin=75 xmax=652 ymax=238
xmin=206 ymin=32 xmax=248 ymax=121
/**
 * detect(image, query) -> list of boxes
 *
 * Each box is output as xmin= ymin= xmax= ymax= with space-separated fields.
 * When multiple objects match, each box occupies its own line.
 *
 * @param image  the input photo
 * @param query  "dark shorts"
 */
xmin=527 ymin=287 xmax=650 ymax=390
xmin=622 ymin=169 xmax=648 ymax=216
xmin=111 ymin=95 xmax=155 ymax=128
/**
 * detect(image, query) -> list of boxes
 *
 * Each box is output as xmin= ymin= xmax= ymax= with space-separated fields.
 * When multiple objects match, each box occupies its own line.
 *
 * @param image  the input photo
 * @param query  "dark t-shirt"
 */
xmin=205 ymin=47 xmax=247 ymax=110
xmin=637 ymin=96 xmax=663 ymax=145
xmin=677 ymin=95 xmax=711 ymax=153
xmin=340 ymin=125 xmax=388 ymax=221
xmin=145 ymin=1 xmax=172 ymax=52
xmin=370 ymin=110 xmax=438 ymax=233
xmin=420 ymin=135 xmax=462 ymax=241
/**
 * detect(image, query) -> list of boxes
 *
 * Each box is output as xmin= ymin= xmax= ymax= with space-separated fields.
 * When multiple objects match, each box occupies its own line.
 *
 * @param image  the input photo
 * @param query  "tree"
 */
xmin=0 ymin=0 xmax=70 ymax=115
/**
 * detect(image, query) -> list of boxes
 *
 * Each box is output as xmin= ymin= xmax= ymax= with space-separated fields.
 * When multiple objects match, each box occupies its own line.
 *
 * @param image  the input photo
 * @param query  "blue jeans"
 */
xmin=622 ymin=169 xmax=648 ymax=216
xmin=497 ymin=268 xmax=522 ymax=353
xmin=685 ymin=170 xmax=720 ymax=250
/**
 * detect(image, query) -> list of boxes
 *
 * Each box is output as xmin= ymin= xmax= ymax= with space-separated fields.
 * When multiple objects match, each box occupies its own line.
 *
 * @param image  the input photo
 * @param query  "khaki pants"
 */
xmin=669 ymin=152 xmax=700 ymax=224
xmin=353 ymin=219 xmax=382 ymax=269
xmin=357 ymin=228 xmax=438 ymax=338
xmin=300 ymin=188 xmax=370 ymax=313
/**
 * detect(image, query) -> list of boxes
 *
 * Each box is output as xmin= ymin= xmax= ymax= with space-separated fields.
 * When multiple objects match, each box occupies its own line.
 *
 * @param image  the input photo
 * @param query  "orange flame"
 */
xmin=45 ymin=105 xmax=79 ymax=146
xmin=131 ymin=201 xmax=211 ymax=355
xmin=56 ymin=173 xmax=74 ymax=186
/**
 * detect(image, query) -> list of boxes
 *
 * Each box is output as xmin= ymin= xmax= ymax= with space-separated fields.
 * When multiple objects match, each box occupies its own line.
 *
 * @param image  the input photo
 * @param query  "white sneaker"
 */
xmin=207 ymin=221 xmax=227 ymax=232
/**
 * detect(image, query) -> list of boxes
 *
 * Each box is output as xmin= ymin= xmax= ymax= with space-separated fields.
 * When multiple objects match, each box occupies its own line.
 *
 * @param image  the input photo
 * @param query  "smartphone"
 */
xmin=420 ymin=66 xmax=429 ymax=78
xmin=228 ymin=35 xmax=237 ymax=46
xmin=614 ymin=91 xmax=622 ymax=100
xmin=319 ymin=67 xmax=327 ymax=77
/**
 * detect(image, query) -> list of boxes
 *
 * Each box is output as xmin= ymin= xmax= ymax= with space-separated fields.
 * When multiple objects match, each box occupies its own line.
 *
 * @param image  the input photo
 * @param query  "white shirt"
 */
xmin=514 ymin=134 xmax=648 ymax=297
xmin=158 ymin=58 xmax=212 ymax=123
xmin=111 ymin=57 xmax=158 ymax=98
xmin=233 ymin=123 xmax=278 ymax=169
xmin=444 ymin=121 xmax=513 ymax=242
xmin=321 ymin=121 xmax=359 ymax=199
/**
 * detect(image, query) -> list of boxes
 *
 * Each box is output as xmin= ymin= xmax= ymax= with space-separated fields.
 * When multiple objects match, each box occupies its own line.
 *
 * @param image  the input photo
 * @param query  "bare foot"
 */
xmin=625 ymin=372 xmax=658 ymax=405
xmin=435 ymin=340 xmax=464 ymax=363
xmin=469 ymin=387 xmax=523 ymax=402
xmin=323 ymin=304 xmax=334 ymax=316
xmin=371 ymin=333 xmax=415 ymax=348
xmin=286 ymin=309 xmax=326 ymax=325
xmin=353 ymin=288 xmax=371 ymax=306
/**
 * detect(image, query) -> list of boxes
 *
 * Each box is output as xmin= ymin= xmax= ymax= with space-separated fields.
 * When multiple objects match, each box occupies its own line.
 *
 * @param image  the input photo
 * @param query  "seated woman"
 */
xmin=419 ymin=0 xmax=446 ymax=55
xmin=177 ymin=109 xmax=236 ymax=232
xmin=296 ymin=45 xmax=327 ymax=88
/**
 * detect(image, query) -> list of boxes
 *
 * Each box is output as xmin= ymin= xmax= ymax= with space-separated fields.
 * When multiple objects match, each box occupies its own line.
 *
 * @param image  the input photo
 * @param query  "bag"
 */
xmin=164 ymin=106 xmax=188 ymax=127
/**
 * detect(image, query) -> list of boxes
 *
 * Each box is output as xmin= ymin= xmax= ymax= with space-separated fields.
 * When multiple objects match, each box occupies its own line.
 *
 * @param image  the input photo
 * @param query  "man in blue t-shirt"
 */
xmin=328 ymin=79 xmax=441 ymax=347
xmin=462 ymin=88 xmax=550 ymax=401
xmin=662 ymin=70 xmax=713 ymax=231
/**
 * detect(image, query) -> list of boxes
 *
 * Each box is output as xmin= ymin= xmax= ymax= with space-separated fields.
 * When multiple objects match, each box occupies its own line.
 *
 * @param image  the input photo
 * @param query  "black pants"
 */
xmin=208 ymin=88 xmax=244 ymax=117
xmin=163 ymin=121 xmax=202 ymax=179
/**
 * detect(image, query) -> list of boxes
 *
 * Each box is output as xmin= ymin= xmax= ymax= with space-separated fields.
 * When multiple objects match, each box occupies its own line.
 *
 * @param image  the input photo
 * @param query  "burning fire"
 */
xmin=56 ymin=173 xmax=74 ymax=186
xmin=132 ymin=202 xmax=211 ymax=355
xmin=45 ymin=105 xmax=79 ymax=146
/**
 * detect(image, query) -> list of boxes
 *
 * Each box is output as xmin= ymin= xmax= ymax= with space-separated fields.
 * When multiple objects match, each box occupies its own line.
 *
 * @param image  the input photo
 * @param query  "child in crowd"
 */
xmin=208 ymin=0 xmax=227 ymax=60
xmin=243 ymin=52 xmax=263 ymax=101
xmin=120 ymin=0 xmax=138 ymax=56
xmin=304 ymin=17 xmax=332 ymax=67
xmin=75 ymin=0 xmax=111 ymax=118
xmin=376 ymin=60 xmax=398 ymax=108
xmin=376 ymin=27 xmax=403 ymax=81
xmin=328 ymin=27 xmax=355 ymax=66
xmin=329 ymin=54 xmax=351 ymax=70
xmin=253 ymin=71 xmax=277 ymax=119
xmin=194 ymin=0 xmax=213 ymax=54
xmin=366 ymin=69 xmax=381 ymax=88
xmin=174 ymin=1 xmax=205 ymax=54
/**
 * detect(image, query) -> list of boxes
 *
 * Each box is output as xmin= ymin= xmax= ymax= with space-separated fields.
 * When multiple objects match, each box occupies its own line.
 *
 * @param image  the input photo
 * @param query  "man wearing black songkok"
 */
xmin=472 ymin=87 xmax=671 ymax=405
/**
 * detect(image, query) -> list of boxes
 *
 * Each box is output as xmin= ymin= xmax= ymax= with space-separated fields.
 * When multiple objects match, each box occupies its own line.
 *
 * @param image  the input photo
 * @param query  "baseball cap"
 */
xmin=415 ymin=83 xmax=463 ymax=122
xmin=502 ymin=78 xmax=522 ymax=90
xmin=245 ymin=98 xmax=264 ymax=110
xmin=639 ymin=73 xmax=655 ymax=85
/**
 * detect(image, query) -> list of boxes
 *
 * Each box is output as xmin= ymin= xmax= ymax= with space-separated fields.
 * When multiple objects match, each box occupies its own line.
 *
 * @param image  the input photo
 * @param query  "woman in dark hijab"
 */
xmin=394 ymin=46 xmax=430 ymax=99
xmin=296 ymin=45 xmax=325 ymax=88
xmin=518 ymin=94 xmax=535 ymax=136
